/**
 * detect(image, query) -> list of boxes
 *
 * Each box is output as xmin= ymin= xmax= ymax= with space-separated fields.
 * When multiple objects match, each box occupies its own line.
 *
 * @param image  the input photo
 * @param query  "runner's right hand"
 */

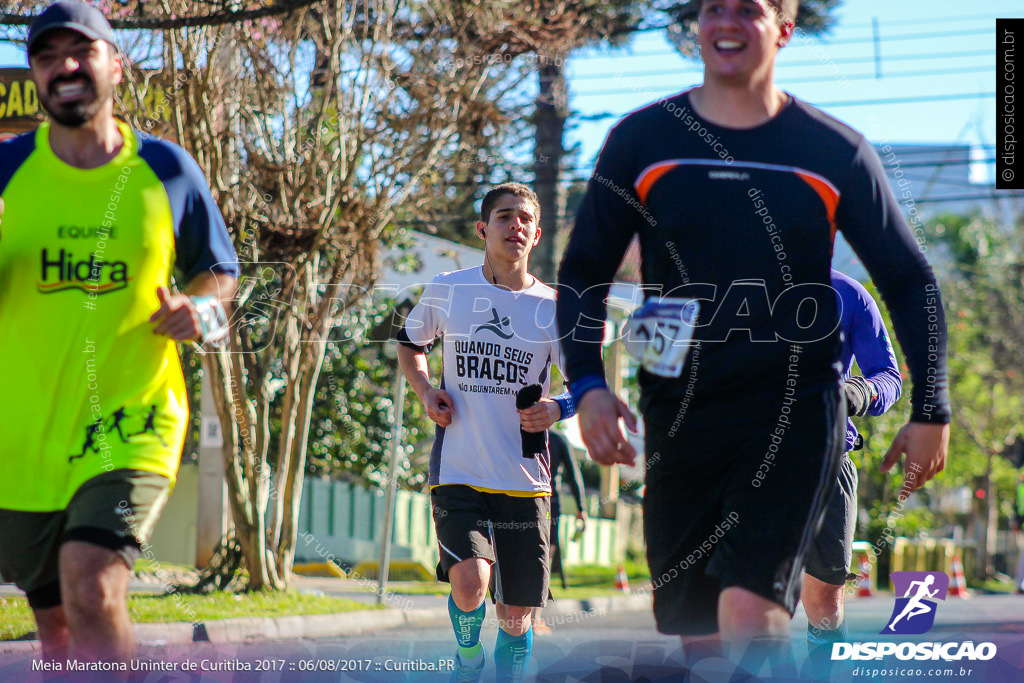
xmin=880 ymin=421 xmax=949 ymax=498
xmin=578 ymin=388 xmax=638 ymax=466
xmin=423 ymin=387 xmax=455 ymax=427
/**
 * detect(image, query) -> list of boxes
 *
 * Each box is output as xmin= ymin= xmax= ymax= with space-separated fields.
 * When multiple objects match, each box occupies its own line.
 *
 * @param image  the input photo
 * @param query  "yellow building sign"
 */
xmin=0 ymin=68 xmax=171 ymax=138
xmin=0 ymin=75 xmax=38 ymax=119
xmin=0 ymin=69 xmax=42 ymax=137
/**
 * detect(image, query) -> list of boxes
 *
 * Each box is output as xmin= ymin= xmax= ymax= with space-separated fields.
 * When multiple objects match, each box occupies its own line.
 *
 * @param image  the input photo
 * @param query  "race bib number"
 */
xmin=622 ymin=298 xmax=700 ymax=378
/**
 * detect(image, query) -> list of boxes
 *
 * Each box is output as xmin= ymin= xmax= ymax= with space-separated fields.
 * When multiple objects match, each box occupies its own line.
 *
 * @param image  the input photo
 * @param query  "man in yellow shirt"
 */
xmin=0 ymin=1 xmax=237 ymax=664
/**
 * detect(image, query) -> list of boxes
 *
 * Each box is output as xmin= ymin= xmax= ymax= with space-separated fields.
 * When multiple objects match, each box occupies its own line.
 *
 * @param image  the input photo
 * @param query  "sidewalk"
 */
xmin=0 ymin=576 xmax=653 ymax=654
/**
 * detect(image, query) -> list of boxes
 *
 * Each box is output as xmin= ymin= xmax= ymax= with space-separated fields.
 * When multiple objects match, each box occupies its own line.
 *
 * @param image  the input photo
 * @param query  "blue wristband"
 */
xmin=568 ymin=374 xmax=608 ymax=405
xmin=552 ymin=391 xmax=576 ymax=420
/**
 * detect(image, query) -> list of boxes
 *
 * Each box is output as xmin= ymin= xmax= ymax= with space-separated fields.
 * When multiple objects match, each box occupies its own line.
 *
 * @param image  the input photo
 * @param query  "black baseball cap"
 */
xmin=27 ymin=1 xmax=116 ymax=55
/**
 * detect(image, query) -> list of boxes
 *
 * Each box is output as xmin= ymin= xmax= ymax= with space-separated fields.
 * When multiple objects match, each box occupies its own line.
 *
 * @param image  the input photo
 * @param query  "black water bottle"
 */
xmin=515 ymin=383 xmax=546 ymax=459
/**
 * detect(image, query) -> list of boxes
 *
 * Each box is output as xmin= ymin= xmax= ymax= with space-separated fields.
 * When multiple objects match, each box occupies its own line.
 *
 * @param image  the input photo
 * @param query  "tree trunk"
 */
xmin=984 ymin=450 xmax=997 ymax=579
xmin=270 ymin=311 xmax=304 ymax=554
xmin=206 ymin=347 xmax=283 ymax=591
xmin=276 ymin=340 xmax=329 ymax=581
xmin=532 ymin=58 xmax=568 ymax=284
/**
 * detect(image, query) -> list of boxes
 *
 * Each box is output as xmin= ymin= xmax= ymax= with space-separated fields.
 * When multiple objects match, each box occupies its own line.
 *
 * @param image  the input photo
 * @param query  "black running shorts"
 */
xmin=431 ymin=484 xmax=551 ymax=608
xmin=642 ymin=388 xmax=845 ymax=635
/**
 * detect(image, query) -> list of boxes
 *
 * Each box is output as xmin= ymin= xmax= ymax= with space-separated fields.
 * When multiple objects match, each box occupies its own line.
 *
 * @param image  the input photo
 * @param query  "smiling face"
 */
xmin=697 ymin=0 xmax=793 ymax=87
xmin=29 ymin=29 xmax=121 ymax=128
xmin=478 ymin=192 xmax=542 ymax=265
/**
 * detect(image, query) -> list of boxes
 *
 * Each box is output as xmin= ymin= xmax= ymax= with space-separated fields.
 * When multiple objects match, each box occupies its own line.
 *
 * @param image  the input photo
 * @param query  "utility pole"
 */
xmin=196 ymin=369 xmax=229 ymax=567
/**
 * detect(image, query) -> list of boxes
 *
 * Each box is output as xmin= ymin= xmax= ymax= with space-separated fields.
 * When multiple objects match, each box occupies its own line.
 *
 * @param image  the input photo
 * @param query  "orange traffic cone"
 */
xmin=614 ymin=565 xmax=630 ymax=593
xmin=856 ymin=557 xmax=873 ymax=597
xmin=948 ymin=553 xmax=970 ymax=598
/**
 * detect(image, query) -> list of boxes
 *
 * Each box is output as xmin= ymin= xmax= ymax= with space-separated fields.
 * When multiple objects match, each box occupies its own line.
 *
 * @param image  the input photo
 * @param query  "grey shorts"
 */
xmin=804 ymin=453 xmax=859 ymax=586
xmin=0 ymin=469 xmax=171 ymax=609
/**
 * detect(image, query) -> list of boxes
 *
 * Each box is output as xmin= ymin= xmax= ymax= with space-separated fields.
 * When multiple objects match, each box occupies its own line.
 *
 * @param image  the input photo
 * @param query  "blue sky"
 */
xmin=1 ymin=1 xmax=1013 ymax=182
xmin=567 ymin=1 xmax=1012 ymax=183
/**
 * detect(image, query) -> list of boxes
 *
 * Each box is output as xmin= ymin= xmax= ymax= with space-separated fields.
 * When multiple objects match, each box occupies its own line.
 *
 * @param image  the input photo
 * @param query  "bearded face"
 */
xmin=29 ymin=29 xmax=120 ymax=128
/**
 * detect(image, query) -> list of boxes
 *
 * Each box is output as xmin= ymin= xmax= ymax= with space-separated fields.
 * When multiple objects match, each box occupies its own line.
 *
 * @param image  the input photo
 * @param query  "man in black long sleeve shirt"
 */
xmin=556 ymin=0 xmax=949 ymax=650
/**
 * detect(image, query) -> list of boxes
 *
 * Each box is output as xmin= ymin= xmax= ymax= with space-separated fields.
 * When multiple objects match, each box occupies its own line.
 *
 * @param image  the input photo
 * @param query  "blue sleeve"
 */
xmin=137 ymin=135 xmax=239 ymax=282
xmin=845 ymin=278 xmax=902 ymax=416
xmin=0 ymin=133 xmax=36 ymax=194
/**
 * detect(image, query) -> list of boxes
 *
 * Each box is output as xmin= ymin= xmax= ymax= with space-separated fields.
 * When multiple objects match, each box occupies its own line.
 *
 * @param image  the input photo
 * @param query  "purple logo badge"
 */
xmin=881 ymin=571 xmax=949 ymax=635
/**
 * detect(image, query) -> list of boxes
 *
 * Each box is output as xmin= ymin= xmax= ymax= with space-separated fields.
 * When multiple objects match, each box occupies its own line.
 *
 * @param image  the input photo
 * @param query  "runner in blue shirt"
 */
xmin=802 ymin=270 xmax=901 ymax=652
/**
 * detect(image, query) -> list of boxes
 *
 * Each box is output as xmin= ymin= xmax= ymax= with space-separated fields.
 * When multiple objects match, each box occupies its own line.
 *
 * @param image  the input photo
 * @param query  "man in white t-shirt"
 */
xmin=397 ymin=183 xmax=575 ymax=683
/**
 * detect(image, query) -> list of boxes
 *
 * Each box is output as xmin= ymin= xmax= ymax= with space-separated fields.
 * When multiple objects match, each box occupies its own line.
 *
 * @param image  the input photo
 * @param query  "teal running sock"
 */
xmin=804 ymin=621 xmax=847 ymax=681
xmin=494 ymin=626 xmax=532 ymax=683
xmin=807 ymin=620 xmax=848 ymax=645
xmin=448 ymin=594 xmax=486 ymax=650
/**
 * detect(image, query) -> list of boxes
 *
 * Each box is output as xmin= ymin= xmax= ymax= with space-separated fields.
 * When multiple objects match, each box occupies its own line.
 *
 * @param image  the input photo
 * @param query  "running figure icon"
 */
xmin=888 ymin=575 xmax=938 ymax=631
xmin=882 ymin=571 xmax=949 ymax=635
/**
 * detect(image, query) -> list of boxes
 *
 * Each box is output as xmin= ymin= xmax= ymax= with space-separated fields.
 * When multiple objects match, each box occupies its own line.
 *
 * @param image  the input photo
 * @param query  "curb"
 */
xmin=0 ymin=593 xmax=650 ymax=653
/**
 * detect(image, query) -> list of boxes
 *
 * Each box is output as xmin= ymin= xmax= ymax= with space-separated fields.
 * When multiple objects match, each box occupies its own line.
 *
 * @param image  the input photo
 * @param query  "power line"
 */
xmin=805 ymin=92 xmax=995 ymax=108
xmin=575 ymin=92 xmax=995 ymax=122
xmin=792 ymin=26 xmax=994 ymax=46
xmin=830 ymin=14 xmax=997 ymax=29
xmin=578 ymin=28 xmax=993 ymax=59
xmin=915 ymin=193 xmax=1024 ymax=205
xmin=571 ymin=50 xmax=993 ymax=80
xmin=573 ymin=66 xmax=992 ymax=98
xmin=780 ymin=64 xmax=992 ymax=85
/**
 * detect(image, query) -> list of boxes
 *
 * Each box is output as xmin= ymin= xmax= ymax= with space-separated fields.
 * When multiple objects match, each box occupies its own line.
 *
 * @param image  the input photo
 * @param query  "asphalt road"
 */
xmin=3 ymin=594 xmax=1024 ymax=682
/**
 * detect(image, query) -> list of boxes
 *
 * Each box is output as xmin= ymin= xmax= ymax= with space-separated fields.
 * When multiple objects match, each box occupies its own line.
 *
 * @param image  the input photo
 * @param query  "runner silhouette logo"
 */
xmin=473 ymin=308 xmax=514 ymax=339
xmin=882 ymin=571 xmax=949 ymax=635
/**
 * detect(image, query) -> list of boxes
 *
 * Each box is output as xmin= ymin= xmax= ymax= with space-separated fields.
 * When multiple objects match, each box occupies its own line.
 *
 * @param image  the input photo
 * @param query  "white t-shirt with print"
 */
xmin=402 ymin=266 xmax=565 ymax=495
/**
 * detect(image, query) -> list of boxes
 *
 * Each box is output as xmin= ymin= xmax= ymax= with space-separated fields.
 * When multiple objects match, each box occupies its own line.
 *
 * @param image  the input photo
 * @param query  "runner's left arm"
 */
xmin=554 ymin=123 xmax=643 ymax=465
xmin=837 ymin=136 xmax=950 ymax=490
xmin=148 ymin=142 xmax=239 ymax=341
xmin=849 ymin=283 xmax=902 ymax=417
xmin=836 ymin=137 xmax=947 ymax=425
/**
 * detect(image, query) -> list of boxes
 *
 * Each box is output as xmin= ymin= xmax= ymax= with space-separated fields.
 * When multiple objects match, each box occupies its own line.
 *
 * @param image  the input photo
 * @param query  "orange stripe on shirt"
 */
xmin=796 ymin=171 xmax=840 ymax=248
xmin=635 ymin=162 xmax=680 ymax=204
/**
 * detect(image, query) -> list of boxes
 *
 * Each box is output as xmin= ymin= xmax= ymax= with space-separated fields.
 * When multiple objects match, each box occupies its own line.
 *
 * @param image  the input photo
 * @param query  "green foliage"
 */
xmin=857 ymin=210 xmax=1024 ymax=556
xmin=934 ymin=212 xmax=1023 ymax=450
xmin=305 ymin=296 xmax=435 ymax=491
xmin=863 ymin=498 xmax=936 ymax=549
